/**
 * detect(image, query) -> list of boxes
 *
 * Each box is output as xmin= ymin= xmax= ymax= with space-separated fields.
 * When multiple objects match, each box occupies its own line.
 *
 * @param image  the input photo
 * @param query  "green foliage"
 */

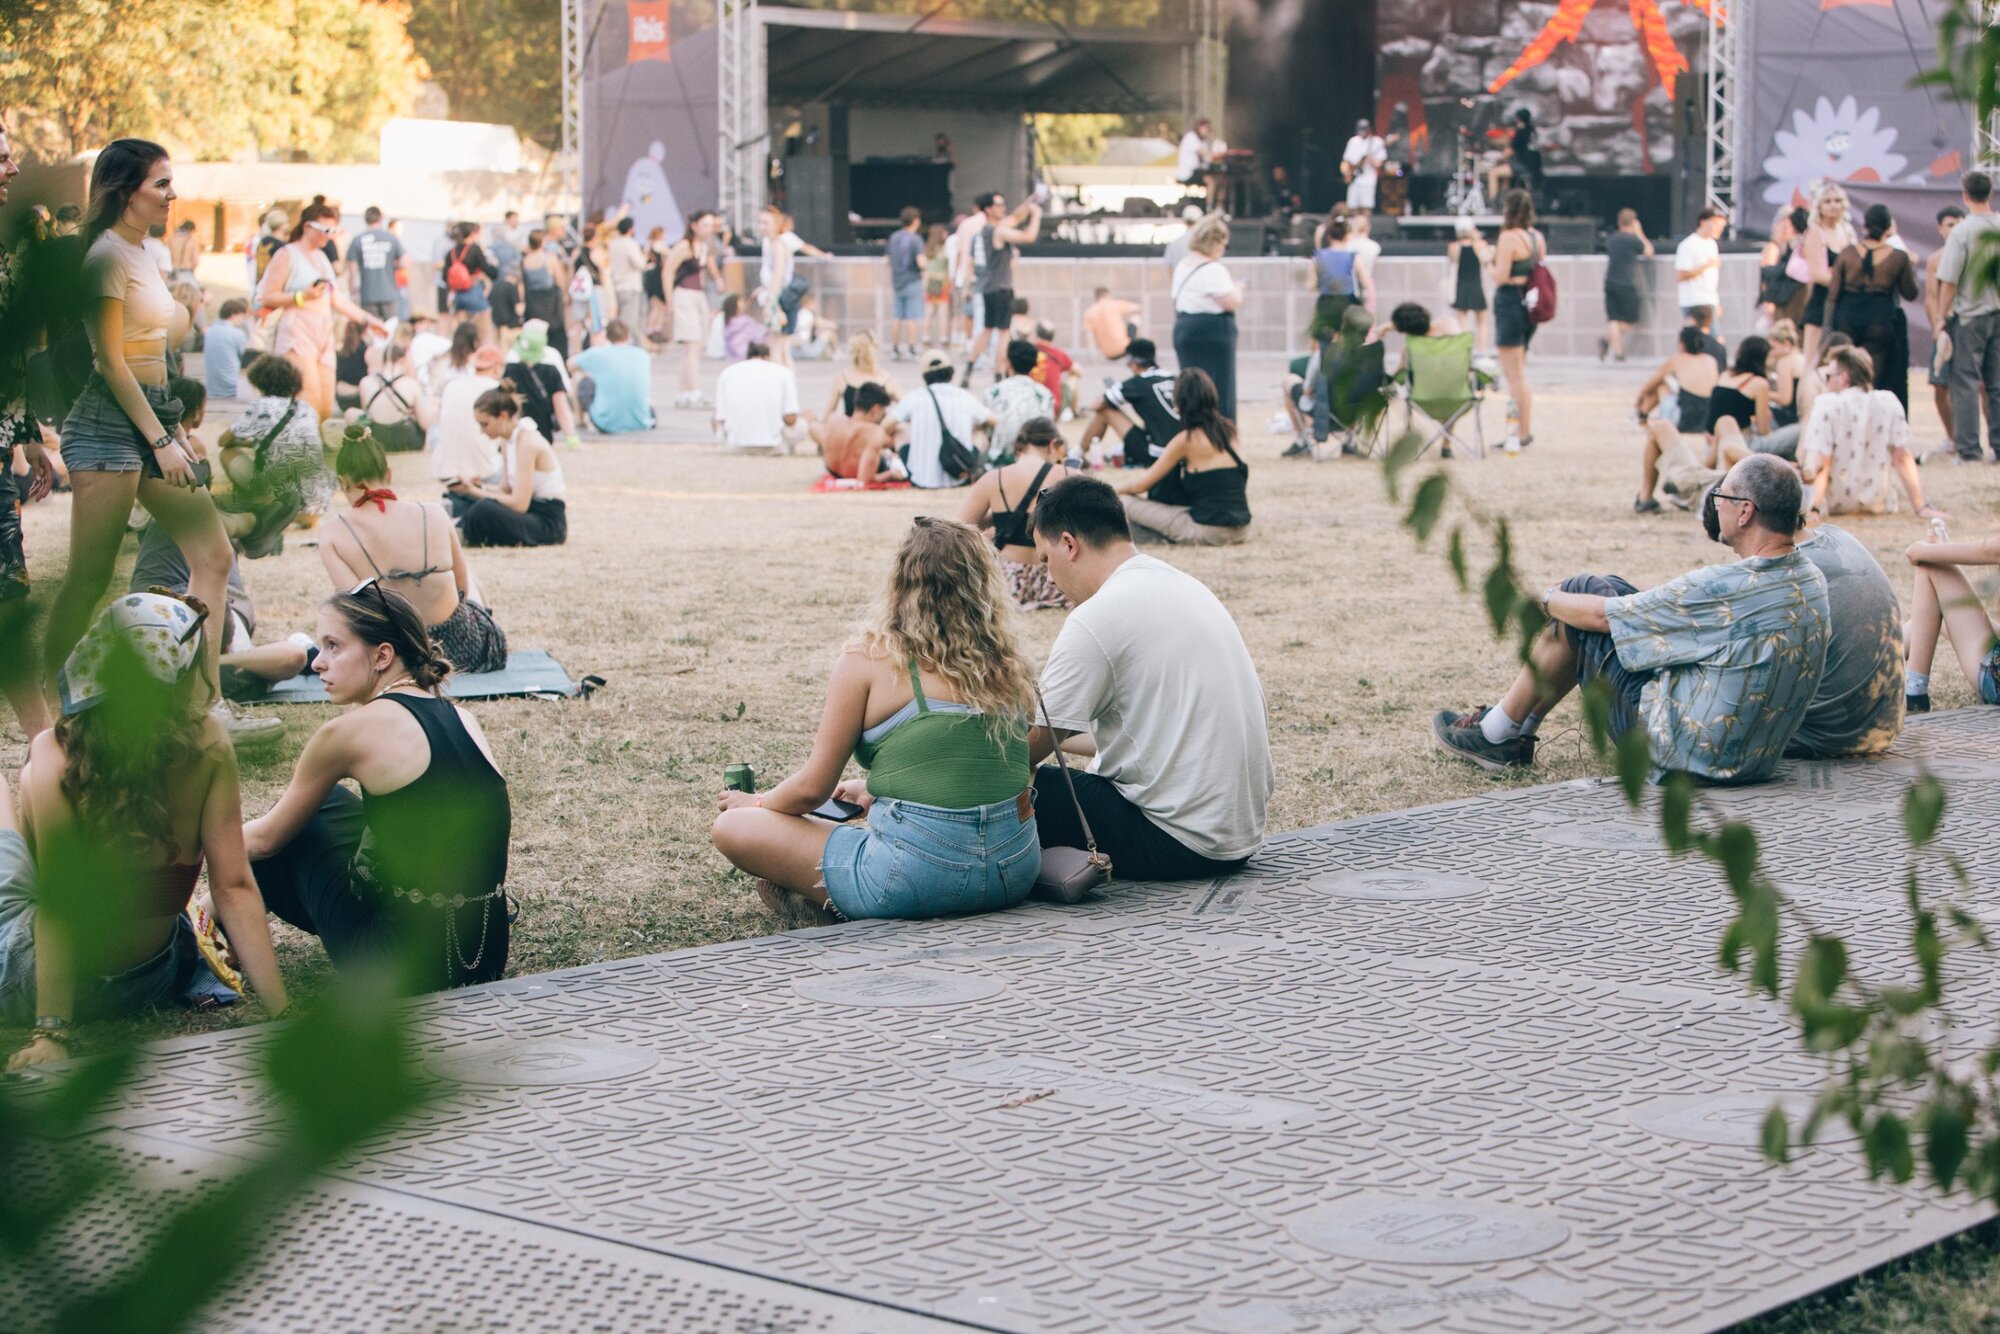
xmin=1404 ymin=473 xmax=1448 ymax=542
xmin=0 ymin=0 xmax=423 ymax=162
xmin=405 ymin=0 xmax=560 ymax=150
xmin=1762 ymin=1104 xmax=1791 ymax=1164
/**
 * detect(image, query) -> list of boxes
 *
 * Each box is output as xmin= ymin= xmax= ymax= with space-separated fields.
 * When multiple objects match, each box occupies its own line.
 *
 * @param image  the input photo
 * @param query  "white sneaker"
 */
xmin=211 ymin=701 xmax=283 ymax=750
xmin=1503 ymin=434 xmax=1522 ymax=457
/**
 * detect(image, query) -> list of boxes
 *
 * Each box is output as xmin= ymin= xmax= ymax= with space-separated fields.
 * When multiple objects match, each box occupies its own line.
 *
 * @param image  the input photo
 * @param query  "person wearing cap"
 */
xmin=6 ymin=592 xmax=292 ymax=1070
xmin=1079 ymin=338 xmax=1179 ymax=469
xmin=1341 ymin=119 xmax=1387 ymax=213
xmin=501 ymin=320 xmax=582 ymax=447
xmin=886 ymin=350 xmax=996 ymax=487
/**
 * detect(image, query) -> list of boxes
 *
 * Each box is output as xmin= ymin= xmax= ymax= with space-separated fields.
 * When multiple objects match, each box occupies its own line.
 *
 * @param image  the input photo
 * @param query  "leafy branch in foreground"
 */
xmin=1382 ymin=435 xmax=1998 ymax=1200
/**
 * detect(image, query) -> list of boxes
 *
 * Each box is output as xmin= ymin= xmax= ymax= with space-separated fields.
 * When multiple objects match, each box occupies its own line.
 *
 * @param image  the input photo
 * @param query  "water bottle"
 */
xmin=1931 ymin=516 xmax=1950 ymax=543
xmin=1503 ymin=399 xmax=1521 ymax=456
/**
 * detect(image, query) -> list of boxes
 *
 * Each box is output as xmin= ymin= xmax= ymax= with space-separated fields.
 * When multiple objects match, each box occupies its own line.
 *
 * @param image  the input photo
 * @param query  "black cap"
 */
xmin=1126 ymin=338 xmax=1156 ymax=365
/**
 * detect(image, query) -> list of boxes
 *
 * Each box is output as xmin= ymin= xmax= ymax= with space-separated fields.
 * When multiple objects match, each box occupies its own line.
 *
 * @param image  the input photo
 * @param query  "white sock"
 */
xmin=1907 ymin=670 xmax=1930 ymax=696
xmin=1480 ymin=703 xmax=1523 ymax=744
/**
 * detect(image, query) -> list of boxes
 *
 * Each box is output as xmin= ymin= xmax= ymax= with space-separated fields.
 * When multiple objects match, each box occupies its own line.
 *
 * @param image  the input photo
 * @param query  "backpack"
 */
xmin=1523 ymin=237 xmax=1557 ymax=325
xmin=445 ymin=244 xmax=475 ymax=292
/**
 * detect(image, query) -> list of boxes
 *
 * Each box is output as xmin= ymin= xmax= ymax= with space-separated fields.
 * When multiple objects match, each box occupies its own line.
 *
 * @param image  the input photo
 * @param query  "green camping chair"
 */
xmin=1393 ymin=332 xmax=1493 ymax=459
xmin=1311 ymin=337 xmax=1390 ymax=461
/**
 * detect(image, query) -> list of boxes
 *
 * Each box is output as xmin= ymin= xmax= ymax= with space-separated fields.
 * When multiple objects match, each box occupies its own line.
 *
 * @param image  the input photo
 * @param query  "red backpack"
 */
xmin=445 ymin=244 xmax=475 ymax=292
xmin=1523 ymin=236 xmax=1557 ymax=325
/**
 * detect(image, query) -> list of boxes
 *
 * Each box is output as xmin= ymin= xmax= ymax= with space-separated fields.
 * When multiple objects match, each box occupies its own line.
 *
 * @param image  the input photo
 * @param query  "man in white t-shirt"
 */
xmin=713 ymin=341 xmax=807 ymax=452
xmin=886 ymin=351 xmax=996 ymax=487
xmin=1176 ymin=118 xmax=1222 ymax=206
xmin=1675 ymin=206 xmax=1726 ymax=320
xmin=1029 ymin=475 xmax=1274 ymax=880
xmin=1341 ymin=119 xmax=1387 ymax=212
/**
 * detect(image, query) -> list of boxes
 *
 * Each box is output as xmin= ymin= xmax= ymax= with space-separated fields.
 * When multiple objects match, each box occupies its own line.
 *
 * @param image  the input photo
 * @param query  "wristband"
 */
xmin=295 ymin=291 xmax=307 ymax=307
xmin=150 ymin=433 xmax=176 ymax=452
xmin=32 ymin=1016 xmax=70 ymax=1042
xmin=1541 ymin=585 xmax=1560 ymax=615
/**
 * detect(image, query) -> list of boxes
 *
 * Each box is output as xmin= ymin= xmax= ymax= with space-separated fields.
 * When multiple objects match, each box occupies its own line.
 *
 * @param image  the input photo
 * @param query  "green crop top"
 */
xmin=852 ymin=659 xmax=1030 ymax=808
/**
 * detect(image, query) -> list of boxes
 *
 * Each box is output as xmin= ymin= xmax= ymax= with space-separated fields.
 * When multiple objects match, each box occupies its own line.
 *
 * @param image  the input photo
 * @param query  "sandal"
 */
xmin=1917 ymin=503 xmax=1949 ymax=521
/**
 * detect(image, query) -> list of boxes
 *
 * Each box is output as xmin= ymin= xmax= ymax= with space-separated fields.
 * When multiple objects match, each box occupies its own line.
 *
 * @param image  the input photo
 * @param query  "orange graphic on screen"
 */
xmin=1490 ymin=0 xmax=1722 ymax=101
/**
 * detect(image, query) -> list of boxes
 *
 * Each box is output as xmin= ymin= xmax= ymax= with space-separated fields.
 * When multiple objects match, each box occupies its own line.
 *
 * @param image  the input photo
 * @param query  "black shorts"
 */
xmin=1032 ymin=766 xmax=1247 ymax=883
xmin=1803 ymin=283 xmax=1829 ymax=328
xmin=1495 ymin=286 xmax=1535 ymax=349
xmin=1557 ymin=574 xmax=1650 ymax=737
xmin=982 ymin=289 xmax=1013 ymax=331
xmin=1122 ymin=424 xmax=1155 ymax=467
xmin=1604 ymin=281 xmax=1641 ymax=325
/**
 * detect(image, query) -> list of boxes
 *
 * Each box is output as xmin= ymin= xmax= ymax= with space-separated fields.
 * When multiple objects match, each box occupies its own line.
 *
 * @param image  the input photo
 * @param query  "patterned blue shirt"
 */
xmin=1605 ymin=549 xmax=1830 ymax=784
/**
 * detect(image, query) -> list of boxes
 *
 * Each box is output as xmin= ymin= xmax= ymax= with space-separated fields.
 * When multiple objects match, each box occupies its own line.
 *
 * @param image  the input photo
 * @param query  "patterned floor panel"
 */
xmin=29 ymin=712 xmax=2000 ymax=1331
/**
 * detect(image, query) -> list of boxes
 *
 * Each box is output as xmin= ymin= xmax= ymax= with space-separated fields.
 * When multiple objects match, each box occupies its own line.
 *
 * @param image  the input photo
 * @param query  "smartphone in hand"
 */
xmin=812 ymin=798 xmax=865 ymax=822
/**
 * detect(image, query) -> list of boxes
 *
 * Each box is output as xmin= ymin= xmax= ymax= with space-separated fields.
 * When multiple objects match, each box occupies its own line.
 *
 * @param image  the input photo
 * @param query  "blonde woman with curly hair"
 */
xmin=1802 ymin=182 xmax=1857 ymax=365
xmin=712 ymin=516 xmax=1040 ymax=919
xmin=823 ymin=330 xmax=900 ymax=419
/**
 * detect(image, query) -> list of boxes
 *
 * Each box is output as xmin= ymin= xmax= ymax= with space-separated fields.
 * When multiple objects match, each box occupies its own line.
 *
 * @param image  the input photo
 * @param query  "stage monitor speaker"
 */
xmin=1542 ymin=217 xmax=1597 ymax=254
xmin=794 ymin=102 xmax=849 ymax=159
xmin=785 ymin=157 xmax=851 ymax=247
xmin=1225 ymin=222 xmax=1266 ymax=256
xmin=1368 ymin=214 xmax=1400 ymax=241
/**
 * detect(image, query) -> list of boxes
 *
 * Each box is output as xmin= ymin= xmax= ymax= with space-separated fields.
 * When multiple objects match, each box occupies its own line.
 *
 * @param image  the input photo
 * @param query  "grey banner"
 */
xmin=1744 ymin=0 xmax=1968 ymax=225
xmin=583 ymin=0 xmax=719 ymax=232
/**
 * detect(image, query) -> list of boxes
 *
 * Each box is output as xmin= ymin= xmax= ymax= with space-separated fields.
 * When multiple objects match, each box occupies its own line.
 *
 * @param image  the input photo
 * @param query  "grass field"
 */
xmin=9 ymin=352 xmax=2000 ymax=1326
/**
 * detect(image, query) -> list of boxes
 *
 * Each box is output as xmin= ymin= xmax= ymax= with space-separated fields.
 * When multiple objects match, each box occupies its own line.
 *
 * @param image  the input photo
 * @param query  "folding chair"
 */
xmin=1394 ymin=332 xmax=1493 ymax=459
xmin=1309 ymin=338 xmax=1389 ymax=461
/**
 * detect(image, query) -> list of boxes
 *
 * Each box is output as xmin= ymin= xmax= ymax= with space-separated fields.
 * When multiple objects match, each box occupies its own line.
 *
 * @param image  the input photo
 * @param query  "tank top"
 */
xmin=674 ymin=248 xmax=705 ymax=290
xmin=522 ymin=260 xmax=557 ymax=292
xmin=1456 ymin=245 xmax=1482 ymax=291
xmin=1314 ymin=247 xmax=1357 ymax=297
xmin=991 ymin=461 xmax=1057 ymax=550
xmin=1181 ymin=434 xmax=1251 ymax=528
xmin=852 ymin=660 xmax=1029 ymax=808
xmin=1676 ymin=389 xmax=1712 ymax=430
xmin=356 ymin=692 xmax=511 ymax=983
xmin=1707 ymin=382 xmax=1758 ymax=433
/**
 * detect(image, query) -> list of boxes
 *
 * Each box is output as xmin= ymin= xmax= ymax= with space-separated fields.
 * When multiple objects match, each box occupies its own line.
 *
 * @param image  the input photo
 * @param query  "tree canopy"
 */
xmin=0 ymin=0 xmax=423 ymax=162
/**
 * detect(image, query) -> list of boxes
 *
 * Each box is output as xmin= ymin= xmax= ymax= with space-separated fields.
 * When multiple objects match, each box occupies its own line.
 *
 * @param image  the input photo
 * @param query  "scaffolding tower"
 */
xmin=1705 ymin=0 xmax=1741 ymax=220
xmin=560 ymin=0 xmax=585 ymax=210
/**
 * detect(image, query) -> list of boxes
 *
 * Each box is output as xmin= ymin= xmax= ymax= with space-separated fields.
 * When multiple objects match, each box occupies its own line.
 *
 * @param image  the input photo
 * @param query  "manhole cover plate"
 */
xmin=1629 ymin=1092 xmax=1861 ymax=1146
xmin=424 ymin=1039 xmax=658 ymax=1087
xmin=1310 ymin=869 xmax=1487 ymax=901
xmin=1289 ymin=1194 xmax=1570 ymax=1264
xmin=1532 ymin=821 xmax=1662 ymax=852
xmin=794 ymin=966 xmax=1004 ymax=1007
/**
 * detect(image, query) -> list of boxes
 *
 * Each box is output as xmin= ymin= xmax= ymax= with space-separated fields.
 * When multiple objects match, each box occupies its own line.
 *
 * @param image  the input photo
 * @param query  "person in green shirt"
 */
xmin=712 ymin=517 xmax=1041 ymax=919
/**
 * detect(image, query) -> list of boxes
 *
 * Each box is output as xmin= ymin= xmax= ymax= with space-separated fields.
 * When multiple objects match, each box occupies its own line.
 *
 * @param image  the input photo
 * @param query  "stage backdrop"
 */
xmin=584 ymin=0 xmax=719 ymax=235
xmin=1744 ymin=0 xmax=1967 ymax=225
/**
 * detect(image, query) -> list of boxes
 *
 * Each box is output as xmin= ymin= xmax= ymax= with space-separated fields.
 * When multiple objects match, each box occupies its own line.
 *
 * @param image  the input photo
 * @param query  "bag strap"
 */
xmin=1033 ymin=685 xmax=1103 ymax=862
xmin=1173 ymin=259 xmax=1216 ymax=303
xmin=253 ymin=401 xmax=299 ymax=471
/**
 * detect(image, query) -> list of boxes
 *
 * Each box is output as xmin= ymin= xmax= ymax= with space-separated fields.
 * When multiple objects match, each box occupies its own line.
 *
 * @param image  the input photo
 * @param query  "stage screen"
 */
xmin=1744 ymin=0 xmax=1968 ymax=223
xmin=583 ymin=0 xmax=720 ymax=234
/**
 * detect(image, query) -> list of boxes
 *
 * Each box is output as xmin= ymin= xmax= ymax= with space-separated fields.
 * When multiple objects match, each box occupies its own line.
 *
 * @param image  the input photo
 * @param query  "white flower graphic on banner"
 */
xmin=1761 ymin=95 xmax=1911 ymax=205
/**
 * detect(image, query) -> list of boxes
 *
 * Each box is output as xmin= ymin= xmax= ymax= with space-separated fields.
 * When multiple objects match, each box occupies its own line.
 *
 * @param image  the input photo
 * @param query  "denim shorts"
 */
xmin=0 ymin=828 xmax=200 ymax=1023
xmin=821 ymin=794 xmax=1040 ymax=920
xmin=893 ymin=284 xmax=924 ymax=322
xmin=452 ymin=286 xmax=491 ymax=314
xmin=61 ymin=375 xmax=183 ymax=476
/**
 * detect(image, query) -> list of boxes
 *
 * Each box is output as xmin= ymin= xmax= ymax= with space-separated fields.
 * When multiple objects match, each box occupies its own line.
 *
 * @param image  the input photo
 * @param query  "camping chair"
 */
xmin=1393 ymin=332 xmax=1493 ymax=459
xmin=1309 ymin=338 xmax=1389 ymax=461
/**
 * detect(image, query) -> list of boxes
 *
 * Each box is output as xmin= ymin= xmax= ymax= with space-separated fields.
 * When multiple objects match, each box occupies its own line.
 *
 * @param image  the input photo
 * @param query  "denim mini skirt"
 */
xmin=61 ymin=374 xmax=184 ymax=476
xmin=821 ymin=794 xmax=1040 ymax=920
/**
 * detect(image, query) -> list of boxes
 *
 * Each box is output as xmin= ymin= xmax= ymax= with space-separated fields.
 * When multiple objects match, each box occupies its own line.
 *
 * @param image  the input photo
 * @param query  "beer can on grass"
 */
xmin=725 ymin=763 xmax=757 ymax=793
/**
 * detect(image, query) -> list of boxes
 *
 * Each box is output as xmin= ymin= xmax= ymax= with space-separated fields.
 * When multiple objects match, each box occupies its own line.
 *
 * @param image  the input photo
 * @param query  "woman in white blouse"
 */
xmin=1171 ymin=215 xmax=1243 ymax=419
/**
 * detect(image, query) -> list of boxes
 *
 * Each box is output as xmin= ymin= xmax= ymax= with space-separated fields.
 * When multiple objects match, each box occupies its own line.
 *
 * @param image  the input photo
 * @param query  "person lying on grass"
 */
xmin=711 ymin=517 xmax=1041 ymax=921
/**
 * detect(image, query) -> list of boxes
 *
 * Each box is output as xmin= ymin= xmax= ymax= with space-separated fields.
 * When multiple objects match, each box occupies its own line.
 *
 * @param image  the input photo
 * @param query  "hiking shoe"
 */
xmin=1907 ymin=693 xmax=1932 ymax=714
xmin=1432 ymin=707 xmax=1534 ymax=772
xmin=211 ymin=701 xmax=283 ymax=751
xmin=1633 ymin=497 xmax=1662 ymax=514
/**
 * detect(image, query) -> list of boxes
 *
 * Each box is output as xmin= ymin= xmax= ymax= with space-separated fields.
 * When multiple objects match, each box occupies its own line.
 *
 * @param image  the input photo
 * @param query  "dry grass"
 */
xmin=10 ymin=357 xmax=1999 ymax=1012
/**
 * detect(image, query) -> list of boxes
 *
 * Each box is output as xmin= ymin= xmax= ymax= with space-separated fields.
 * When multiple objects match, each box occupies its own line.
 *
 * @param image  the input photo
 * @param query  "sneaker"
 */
xmin=1281 ymin=440 xmax=1311 ymax=459
xmin=1664 ymin=491 xmax=1691 ymax=510
xmin=1503 ymin=434 xmax=1521 ymax=457
xmin=1598 ymin=336 xmax=1609 ymax=362
xmin=1432 ymin=708 xmax=1535 ymax=771
xmin=211 ymin=701 xmax=283 ymax=751
xmin=1907 ymin=693 xmax=1932 ymax=714
xmin=1633 ymin=497 xmax=1662 ymax=514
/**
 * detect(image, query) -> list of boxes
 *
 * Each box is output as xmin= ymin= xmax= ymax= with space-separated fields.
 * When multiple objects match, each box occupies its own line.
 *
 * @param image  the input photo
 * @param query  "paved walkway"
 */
xmin=34 ymin=712 xmax=2000 ymax=1331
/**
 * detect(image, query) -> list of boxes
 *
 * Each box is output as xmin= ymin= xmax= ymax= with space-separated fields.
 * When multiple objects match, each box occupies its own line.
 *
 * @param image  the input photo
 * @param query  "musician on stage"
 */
xmin=1341 ymin=119 xmax=1388 ymax=213
xmin=1177 ymin=118 xmax=1224 ymax=206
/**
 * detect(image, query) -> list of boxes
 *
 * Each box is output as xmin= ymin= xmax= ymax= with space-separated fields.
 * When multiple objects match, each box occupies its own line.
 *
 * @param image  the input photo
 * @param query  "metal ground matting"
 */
xmin=25 ymin=711 xmax=2000 ymax=1332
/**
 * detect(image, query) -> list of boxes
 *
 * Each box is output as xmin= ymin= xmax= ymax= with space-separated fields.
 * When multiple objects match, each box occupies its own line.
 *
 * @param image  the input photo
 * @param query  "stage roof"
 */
xmin=761 ymin=6 xmax=1192 ymax=113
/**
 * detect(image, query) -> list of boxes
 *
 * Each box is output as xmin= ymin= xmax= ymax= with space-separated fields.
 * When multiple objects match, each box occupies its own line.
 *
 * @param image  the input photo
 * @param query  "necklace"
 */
xmin=370 ymin=673 xmax=416 ymax=702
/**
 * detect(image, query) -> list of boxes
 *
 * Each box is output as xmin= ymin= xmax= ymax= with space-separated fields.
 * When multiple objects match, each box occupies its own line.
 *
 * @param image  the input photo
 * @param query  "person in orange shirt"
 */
xmin=1082 ymin=287 xmax=1139 ymax=360
xmin=1032 ymin=322 xmax=1081 ymax=421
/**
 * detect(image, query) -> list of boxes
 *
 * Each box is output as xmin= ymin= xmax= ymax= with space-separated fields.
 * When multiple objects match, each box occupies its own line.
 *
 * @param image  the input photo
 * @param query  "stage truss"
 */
xmin=1705 ymin=0 xmax=1740 ymax=219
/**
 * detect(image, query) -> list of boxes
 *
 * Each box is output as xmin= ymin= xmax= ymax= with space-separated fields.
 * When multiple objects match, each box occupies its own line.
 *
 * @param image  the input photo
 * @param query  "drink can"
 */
xmin=724 ymin=763 xmax=756 ymax=793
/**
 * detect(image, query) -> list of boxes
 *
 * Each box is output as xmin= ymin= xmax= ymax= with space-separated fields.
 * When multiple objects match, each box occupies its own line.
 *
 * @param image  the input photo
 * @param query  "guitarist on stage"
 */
xmin=1341 ymin=119 xmax=1388 ymax=213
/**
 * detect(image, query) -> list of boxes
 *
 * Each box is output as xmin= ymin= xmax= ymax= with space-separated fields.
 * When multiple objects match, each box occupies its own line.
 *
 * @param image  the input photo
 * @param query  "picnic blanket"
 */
xmin=265 ymin=649 xmax=594 ymax=703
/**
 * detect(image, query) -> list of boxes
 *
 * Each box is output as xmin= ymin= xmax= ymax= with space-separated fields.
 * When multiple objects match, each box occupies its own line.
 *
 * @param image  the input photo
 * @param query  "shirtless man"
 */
xmin=818 ymin=382 xmax=906 ymax=484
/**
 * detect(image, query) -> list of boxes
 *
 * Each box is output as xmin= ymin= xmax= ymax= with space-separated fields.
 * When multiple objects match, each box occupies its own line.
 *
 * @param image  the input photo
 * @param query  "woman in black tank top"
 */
xmin=244 ymin=585 xmax=512 ymax=991
xmin=956 ymin=416 xmax=1074 ymax=609
xmin=1112 ymin=368 xmax=1251 ymax=546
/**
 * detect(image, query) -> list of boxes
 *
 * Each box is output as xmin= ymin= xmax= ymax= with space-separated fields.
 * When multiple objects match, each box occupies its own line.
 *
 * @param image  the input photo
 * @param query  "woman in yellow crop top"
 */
xmin=46 ymin=139 xmax=235 ymax=719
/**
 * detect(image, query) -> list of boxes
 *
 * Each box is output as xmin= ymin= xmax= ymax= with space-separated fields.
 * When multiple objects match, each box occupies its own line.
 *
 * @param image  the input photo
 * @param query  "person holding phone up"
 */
xmin=257 ymin=201 xmax=387 ymax=421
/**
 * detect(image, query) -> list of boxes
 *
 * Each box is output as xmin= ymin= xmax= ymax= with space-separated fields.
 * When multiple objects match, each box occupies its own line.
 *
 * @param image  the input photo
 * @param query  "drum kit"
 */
xmin=1446 ymin=125 xmax=1513 ymax=216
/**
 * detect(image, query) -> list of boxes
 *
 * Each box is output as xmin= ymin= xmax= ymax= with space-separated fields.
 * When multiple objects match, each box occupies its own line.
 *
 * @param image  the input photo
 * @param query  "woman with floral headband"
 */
xmin=6 ymin=592 xmax=290 ymax=1070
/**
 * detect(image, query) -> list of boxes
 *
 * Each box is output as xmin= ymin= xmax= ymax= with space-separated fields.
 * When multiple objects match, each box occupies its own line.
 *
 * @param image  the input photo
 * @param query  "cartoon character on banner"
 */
xmin=623 ymin=140 xmax=684 ymax=241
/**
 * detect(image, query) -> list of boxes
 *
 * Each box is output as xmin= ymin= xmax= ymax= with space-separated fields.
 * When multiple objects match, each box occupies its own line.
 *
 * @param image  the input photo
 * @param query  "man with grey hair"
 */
xmin=1434 ymin=455 xmax=1831 ymax=784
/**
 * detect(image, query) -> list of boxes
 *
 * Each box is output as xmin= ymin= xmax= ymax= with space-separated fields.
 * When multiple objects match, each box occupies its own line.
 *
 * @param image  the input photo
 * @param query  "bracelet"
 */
xmin=150 ymin=432 xmax=177 ymax=452
xmin=32 ymin=1016 xmax=70 ymax=1042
